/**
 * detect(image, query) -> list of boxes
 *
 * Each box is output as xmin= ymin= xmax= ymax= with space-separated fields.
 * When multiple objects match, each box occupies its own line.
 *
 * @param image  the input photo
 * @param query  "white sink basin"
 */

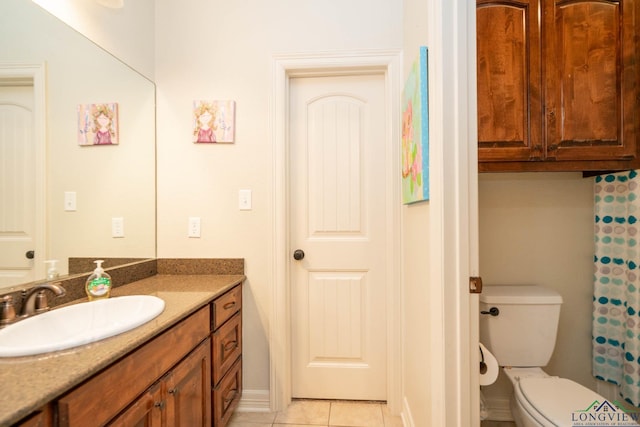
xmin=0 ymin=295 xmax=165 ymax=357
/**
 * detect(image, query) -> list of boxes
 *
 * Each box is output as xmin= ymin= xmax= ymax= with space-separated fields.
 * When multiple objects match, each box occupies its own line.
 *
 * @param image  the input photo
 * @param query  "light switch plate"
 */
xmin=239 ymin=189 xmax=252 ymax=210
xmin=64 ymin=191 xmax=76 ymax=211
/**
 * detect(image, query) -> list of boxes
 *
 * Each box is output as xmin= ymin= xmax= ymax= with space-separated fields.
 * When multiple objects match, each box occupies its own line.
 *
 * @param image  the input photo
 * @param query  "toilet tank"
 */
xmin=479 ymin=285 xmax=563 ymax=367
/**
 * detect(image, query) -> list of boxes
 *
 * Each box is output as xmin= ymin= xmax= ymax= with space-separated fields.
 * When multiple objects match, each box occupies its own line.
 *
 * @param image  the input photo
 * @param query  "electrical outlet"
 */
xmin=112 ymin=217 xmax=124 ymax=238
xmin=188 ymin=217 xmax=201 ymax=238
xmin=64 ymin=191 xmax=76 ymax=211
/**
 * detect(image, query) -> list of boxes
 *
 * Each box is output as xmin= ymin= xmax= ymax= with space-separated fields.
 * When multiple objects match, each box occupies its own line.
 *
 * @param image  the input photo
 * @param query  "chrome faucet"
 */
xmin=20 ymin=282 xmax=66 ymax=317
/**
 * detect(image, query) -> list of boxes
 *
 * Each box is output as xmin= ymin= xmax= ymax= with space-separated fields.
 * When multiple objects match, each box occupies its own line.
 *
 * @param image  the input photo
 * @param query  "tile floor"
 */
xmin=228 ymin=399 xmax=403 ymax=427
xmin=480 ymin=421 xmax=515 ymax=427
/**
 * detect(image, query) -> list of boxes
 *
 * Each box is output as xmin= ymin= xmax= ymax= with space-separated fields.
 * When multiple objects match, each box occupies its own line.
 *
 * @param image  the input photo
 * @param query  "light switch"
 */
xmin=239 ymin=189 xmax=252 ymax=210
xmin=64 ymin=191 xmax=76 ymax=211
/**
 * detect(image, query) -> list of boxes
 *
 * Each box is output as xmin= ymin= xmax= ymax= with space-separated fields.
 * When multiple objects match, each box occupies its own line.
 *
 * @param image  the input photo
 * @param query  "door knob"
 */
xmin=25 ymin=250 xmax=34 ymax=259
xmin=293 ymin=249 xmax=305 ymax=260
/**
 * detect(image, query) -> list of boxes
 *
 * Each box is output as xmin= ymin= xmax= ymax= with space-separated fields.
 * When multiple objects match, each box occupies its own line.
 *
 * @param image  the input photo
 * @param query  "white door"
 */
xmin=289 ymin=74 xmax=387 ymax=400
xmin=0 ymin=83 xmax=39 ymax=286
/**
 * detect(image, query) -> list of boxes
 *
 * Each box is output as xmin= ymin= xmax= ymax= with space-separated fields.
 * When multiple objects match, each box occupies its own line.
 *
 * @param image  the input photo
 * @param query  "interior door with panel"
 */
xmin=289 ymin=73 xmax=388 ymax=400
xmin=0 ymin=83 xmax=41 ymax=286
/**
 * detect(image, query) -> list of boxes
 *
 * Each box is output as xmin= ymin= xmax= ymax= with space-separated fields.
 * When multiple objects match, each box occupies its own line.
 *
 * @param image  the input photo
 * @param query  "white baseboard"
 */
xmin=401 ymin=396 xmax=414 ymax=427
xmin=484 ymin=396 xmax=514 ymax=422
xmin=596 ymin=380 xmax=619 ymax=402
xmin=236 ymin=389 xmax=271 ymax=412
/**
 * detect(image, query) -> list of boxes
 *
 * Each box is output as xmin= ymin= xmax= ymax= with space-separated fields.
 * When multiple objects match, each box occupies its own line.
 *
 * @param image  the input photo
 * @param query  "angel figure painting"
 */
xmin=192 ymin=100 xmax=235 ymax=143
xmin=77 ymin=103 xmax=119 ymax=146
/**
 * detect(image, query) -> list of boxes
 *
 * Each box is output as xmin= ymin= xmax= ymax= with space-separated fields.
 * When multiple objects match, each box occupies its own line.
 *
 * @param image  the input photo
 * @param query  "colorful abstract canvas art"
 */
xmin=77 ymin=103 xmax=119 ymax=146
xmin=401 ymin=46 xmax=429 ymax=204
xmin=192 ymin=100 xmax=235 ymax=143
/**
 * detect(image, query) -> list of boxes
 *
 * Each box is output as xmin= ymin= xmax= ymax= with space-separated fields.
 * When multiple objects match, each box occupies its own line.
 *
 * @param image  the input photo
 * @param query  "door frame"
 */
xmin=270 ymin=50 xmax=402 ymax=413
xmin=0 ymin=63 xmax=46 ymax=283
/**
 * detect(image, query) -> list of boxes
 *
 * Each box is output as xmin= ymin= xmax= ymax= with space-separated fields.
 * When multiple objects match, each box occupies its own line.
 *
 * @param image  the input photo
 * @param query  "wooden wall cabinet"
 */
xmin=477 ymin=0 xmax=640 ymax=172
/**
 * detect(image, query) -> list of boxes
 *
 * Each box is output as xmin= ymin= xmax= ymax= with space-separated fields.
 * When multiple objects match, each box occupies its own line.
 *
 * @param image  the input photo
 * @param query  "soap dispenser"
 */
xmin=85 ymin=260 xmax=112 ymax=301
xmin=44 ymin=260 xmax=59 ymax=280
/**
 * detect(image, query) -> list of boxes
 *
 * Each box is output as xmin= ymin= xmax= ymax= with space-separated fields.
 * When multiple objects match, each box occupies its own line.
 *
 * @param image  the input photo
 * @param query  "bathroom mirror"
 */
xmin=0 ymin=0 xmax=156 ymax=289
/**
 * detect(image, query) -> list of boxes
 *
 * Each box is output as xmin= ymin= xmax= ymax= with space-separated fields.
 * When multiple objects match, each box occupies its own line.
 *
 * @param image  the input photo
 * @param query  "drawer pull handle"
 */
xmin=224 ymin=388 xmax=237 ymax=403
xmin=223 ymin=340 xmax=238 ymax=352
xmin=154 ymin=401 xmax=165 ymax=409
xmin=223 ymin=301 xmax=236 ymax=310
xmin=168 ymin=388 xmax=177 ymax=395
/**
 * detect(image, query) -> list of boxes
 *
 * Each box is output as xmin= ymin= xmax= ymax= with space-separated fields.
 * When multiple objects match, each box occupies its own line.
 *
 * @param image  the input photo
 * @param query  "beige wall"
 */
xmin=401 ymin=0 xmax=432 ymax=425
xmin=32 ymin=0 xmax=155 ymax=79
xmin=154 ymin=0 xmax=403 ymax=400
xmin=479 ymin=172 xmax=596 ymax=413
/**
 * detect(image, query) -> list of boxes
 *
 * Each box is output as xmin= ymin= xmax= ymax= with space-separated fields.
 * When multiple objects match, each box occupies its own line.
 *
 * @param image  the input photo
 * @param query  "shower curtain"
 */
xmin=593 ymin=169 xmax=640 ymax=406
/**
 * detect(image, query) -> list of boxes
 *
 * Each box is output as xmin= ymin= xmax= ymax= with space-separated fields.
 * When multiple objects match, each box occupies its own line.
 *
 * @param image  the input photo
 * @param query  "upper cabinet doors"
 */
xmin=477 ymin=0 xmax=640 ymax=172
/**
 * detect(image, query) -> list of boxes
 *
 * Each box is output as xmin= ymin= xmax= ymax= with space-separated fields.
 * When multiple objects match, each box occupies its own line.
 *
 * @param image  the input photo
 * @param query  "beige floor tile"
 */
xmin=329 ymin=401 xmax=384 ymax=427
xmin=228 ymin=421 xmax=273 ymax=427
xmin=274 ymin=399 xmax=331 ymax=425
xmin=481 ymin=421 xmax=516 ymax=427
xmin=273 ymin=425 xmax=328 ymax=427
xmin=381 ymin=404 xmax=403 ymax=427
xmin=228 ymin=410 xmax=277 ymax=426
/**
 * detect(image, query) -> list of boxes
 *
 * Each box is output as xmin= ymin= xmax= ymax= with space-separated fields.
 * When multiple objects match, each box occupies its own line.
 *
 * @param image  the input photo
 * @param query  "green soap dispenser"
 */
xmin=85 ymin=260 xmax=112 ymax=301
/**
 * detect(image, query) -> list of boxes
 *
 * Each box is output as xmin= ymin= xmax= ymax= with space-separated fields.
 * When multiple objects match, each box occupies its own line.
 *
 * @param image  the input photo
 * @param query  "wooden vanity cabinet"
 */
xmin=12 ymin=406 xmax=53 ymax=427
xmin=57 ymin=306 xmax=211 ymax=427
xmin=107 ymin=339 xmax=211 ymax=427
xmin=10 ymin=282 xmax=244 ymax=427
xmin=211 ymin=285 xmax=243 ymax=427
xmin=477 ymin=0 xmax=640 ymax=172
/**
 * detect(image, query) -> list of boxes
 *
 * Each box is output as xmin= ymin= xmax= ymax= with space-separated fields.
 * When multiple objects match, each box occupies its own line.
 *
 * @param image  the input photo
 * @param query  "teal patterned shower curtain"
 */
xmin=593 ymin=170 xmax=640 ymax=406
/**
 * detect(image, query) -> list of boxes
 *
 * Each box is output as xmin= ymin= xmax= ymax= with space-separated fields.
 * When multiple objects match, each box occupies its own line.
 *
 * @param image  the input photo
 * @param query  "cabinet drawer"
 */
xmin=213 ymin=358 xmax=242 ymax=427
xmin=212 ymin=285 xmax=242 ymax=329
xmin=212 ymin=311 xmax=242 ymax=385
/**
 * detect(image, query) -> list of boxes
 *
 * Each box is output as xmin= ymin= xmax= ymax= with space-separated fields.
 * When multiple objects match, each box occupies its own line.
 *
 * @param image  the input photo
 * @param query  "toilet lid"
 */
xmin=518 ymin=377 xmax=603 ymax=426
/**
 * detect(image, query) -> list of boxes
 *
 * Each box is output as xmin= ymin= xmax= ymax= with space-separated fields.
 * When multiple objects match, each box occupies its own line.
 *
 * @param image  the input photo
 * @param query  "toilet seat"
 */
xmin=515 ymin=376 xmax=603 ymax=426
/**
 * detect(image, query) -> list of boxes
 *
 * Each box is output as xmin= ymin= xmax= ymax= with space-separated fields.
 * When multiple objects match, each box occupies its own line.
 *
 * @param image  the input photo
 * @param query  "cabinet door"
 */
xmin=165 ymin=339 xmax=211 ymax=427
xmin=544 ymin=0 xmax=639 ymax=161
xmin=107 ymin=383 xmax=162 ymax=427
xmin=477 ymin=0 xmax=543 ymax=162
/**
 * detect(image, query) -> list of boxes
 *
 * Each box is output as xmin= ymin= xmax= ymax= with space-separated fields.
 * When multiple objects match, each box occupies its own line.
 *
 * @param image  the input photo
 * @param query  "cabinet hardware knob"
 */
xmin=293 ymin=249 xmax=305 ymax=260
xmin=25 ymin=250 xmax=34 ymax=259
xmin=223 ymin=340 xmax=238 ymax=352
xmin=224 ymin=389 xmax=237 ymax=403
xmin=154 ymin=401 xmax=165 ymax=408
xmin=168 ymin=388 xmax=177 ymax=395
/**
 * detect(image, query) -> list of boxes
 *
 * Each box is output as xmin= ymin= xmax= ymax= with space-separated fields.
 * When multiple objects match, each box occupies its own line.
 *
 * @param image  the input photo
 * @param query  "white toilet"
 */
xmin=480 ymin=285 xmax=607 ymax=427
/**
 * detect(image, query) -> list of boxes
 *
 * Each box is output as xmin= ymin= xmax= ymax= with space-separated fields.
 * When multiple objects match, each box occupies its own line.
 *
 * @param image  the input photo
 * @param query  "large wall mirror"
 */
xmin=0 ymin=0 xmax=156 ymax=289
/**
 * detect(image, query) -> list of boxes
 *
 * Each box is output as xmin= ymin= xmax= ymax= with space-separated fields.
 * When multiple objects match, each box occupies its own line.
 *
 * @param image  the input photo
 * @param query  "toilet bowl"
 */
xmin=503 ymin=367 xmax=605 ymax=427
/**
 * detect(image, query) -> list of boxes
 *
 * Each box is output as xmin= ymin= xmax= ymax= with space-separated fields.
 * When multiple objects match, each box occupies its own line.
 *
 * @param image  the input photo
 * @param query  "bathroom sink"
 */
xmin=0 ymin=295 xmax=165 ymax=357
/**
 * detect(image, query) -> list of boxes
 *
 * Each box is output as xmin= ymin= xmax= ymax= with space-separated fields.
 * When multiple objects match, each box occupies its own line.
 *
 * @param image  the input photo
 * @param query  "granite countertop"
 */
xmin=0 ymin=274 xmax=244 ymax=427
